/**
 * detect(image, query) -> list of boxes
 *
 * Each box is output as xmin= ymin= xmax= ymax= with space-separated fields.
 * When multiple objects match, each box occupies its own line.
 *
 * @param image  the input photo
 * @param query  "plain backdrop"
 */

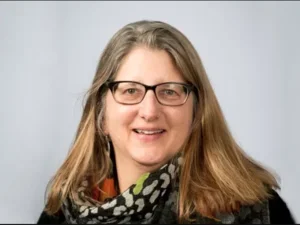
xmin=0 ymin=1 xmax=299 ymax=223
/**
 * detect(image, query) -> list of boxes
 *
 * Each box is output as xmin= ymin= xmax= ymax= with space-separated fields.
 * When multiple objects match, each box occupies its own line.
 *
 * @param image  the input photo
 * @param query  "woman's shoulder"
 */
xmin=37 ymin=209 xmax=66 ymax=224
xmin=192 ymin=189 xmax=296 ymax=224
xmin=269 ymin=189 xmax=295 ymax=224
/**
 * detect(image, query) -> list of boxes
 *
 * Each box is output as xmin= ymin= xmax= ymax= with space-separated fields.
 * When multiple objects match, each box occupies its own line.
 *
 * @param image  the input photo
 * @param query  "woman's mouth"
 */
xmin=133 ymin=129 xmax=165 ymax=134
xmin=133 ymin=129 xmax=166 ymax=142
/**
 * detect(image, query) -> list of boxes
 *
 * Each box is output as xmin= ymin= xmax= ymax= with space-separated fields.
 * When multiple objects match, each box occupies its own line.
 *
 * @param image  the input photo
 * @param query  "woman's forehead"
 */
xmin=114 ymin=47 xmax=185 ymax=84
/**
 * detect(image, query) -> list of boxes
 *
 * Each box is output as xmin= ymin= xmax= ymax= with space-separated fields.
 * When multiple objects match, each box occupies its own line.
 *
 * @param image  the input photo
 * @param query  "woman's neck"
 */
xmin=113 ymin=152 xmax=161 ymax=193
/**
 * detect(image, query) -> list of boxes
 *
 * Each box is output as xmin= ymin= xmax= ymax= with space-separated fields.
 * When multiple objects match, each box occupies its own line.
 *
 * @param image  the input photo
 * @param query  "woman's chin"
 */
xmin=131 ymin=153 xmax=171 ymax=169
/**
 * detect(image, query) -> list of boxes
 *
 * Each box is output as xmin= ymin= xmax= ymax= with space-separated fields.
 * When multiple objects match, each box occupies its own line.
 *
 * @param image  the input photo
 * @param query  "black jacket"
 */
xmin=37 ymin=191 xmax=295 ymax=224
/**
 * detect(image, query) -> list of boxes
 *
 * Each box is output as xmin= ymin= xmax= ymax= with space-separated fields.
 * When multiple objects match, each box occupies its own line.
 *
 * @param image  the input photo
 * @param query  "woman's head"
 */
xmin=45 ymin=20 xmax=278 ymax=222
xmin=90 ymin=20 xmax=208 ymax=172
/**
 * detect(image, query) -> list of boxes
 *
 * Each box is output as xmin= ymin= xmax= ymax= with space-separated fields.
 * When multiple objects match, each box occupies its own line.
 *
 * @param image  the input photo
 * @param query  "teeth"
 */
xmin=135 ymin=129 xmax=164 ymax=135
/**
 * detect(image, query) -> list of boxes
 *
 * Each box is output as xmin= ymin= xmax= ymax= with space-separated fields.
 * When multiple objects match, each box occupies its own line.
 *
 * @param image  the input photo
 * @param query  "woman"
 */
xmin=37 ymin=20 xmax=295 ymax=224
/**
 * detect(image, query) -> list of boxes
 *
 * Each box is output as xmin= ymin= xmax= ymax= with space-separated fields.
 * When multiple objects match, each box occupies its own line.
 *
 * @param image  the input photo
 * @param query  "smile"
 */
xmin=133 ymin=129 xmax=165 ymax=135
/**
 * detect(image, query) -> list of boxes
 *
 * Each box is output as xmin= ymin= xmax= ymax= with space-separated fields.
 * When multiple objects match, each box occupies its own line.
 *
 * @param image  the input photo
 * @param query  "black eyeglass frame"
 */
xmin=105 ymin=81 xmax=196 ymax=106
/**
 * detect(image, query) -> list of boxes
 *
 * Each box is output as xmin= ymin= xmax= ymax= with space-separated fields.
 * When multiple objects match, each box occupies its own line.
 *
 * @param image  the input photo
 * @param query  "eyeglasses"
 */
xmin=106 ymin=81 xmax=195 ymax=106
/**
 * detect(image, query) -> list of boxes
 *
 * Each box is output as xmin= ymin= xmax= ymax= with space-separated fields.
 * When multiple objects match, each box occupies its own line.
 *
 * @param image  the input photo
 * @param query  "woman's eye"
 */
xmin=125 ymin=88 xmax=137 ymax=94
xmin=164 ymin=89 xmax=175 ymax=95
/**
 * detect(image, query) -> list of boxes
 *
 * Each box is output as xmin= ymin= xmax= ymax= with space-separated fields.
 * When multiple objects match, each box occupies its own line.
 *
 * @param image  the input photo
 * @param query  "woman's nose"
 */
xmin=138 ymin=90 xmax=161 ymax=122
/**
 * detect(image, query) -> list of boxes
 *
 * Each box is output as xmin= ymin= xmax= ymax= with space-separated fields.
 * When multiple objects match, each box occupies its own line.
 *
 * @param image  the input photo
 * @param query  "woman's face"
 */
xmin=104 ymin=47 xmax=194 ymax=170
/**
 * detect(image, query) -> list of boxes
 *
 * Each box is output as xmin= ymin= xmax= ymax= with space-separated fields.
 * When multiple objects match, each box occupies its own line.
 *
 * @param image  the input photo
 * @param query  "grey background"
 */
xmin=0 ymin=1 xmax=299 ymax=223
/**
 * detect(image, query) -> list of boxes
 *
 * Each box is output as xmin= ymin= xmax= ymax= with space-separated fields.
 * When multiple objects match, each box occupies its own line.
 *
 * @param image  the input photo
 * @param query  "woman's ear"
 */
xmin=103 ymin=127 xmax=109 ymax=136
xmin=102 ymin=116 xmax=109 ymax=136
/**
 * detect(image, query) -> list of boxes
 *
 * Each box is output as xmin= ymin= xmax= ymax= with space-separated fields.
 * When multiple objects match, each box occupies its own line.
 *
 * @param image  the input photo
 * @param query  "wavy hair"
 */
xmin=45 ymin=20 xmax=279 ymax=222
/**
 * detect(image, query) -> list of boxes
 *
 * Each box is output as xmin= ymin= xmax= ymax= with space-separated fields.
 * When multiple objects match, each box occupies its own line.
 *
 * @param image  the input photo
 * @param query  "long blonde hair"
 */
xmin=45 ymin=20 xmax=279 ymax=222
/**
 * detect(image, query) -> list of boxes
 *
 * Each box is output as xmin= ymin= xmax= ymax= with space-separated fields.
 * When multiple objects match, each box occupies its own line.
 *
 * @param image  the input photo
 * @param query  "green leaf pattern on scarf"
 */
xmin=133 ymin=172 xmax=150 ymax=195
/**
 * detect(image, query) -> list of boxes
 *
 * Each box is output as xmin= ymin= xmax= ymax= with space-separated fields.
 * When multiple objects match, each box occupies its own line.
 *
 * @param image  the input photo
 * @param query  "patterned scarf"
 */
xmin=61 ymin=156 xmax=270 ymax=224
